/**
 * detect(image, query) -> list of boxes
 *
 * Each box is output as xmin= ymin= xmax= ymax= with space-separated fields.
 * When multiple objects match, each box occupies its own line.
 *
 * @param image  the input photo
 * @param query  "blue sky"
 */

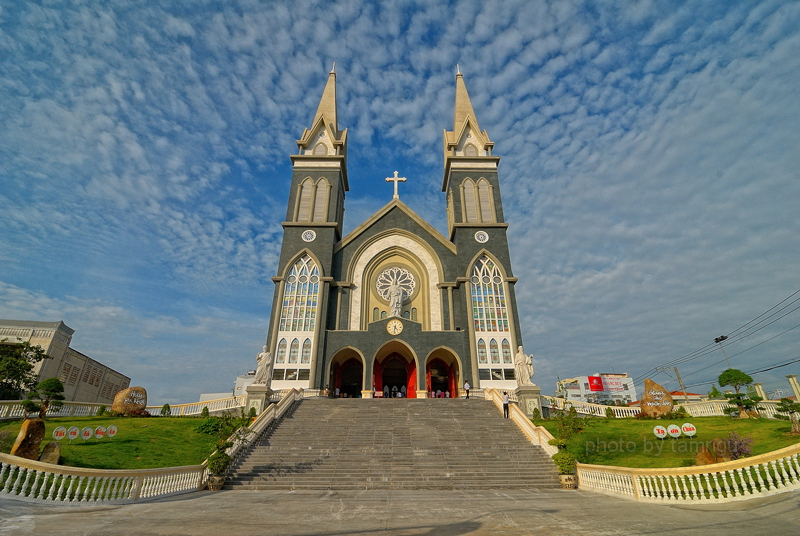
xmin=1 ymin=0 xmax=799 ymax=405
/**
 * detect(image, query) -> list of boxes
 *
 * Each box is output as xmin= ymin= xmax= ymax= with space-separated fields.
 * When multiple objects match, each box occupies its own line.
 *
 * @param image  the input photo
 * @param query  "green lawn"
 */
xmin=0 ymin=416 xmax=219 ymax=469
xmin=535 ymin=416 xmax=800 ymax=468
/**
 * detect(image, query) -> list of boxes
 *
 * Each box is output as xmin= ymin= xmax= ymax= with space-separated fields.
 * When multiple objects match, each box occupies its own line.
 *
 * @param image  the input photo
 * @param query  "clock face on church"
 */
xmin=386 ymin=319 xmax=403 ymax=335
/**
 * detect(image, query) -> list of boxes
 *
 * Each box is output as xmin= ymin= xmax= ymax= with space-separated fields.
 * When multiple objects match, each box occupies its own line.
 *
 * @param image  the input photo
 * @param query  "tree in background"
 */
xmin=718 ymin=369 xmax=753 ymax=394
xmin=707 ymin=385 xmax=724 ymax=400
xmin=21 ymin=378 xmax=65 ymax=418
xmin=0 ymin=340 xmax=49 ymax=400
xmin=776 ymin=398 xmax=800 ymax=434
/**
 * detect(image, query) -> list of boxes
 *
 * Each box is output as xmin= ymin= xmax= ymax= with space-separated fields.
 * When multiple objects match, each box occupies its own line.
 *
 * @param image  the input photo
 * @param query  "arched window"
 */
xmin=380 ymin=311 xmax=387 ymax=319
xmin=312 ymin=179 xmax=329 ymax=221
xmin=313 ymin=142 xmax=328 ymax=155
xmin=502 ymin=339 xmax=512 ymax=364
xmin=403 ymin=311 xmax=410 ymax=319
xmin=279 ymin=255 xmax=320 ymax=332
xmin=296 ymin=178 xmax=314 ymax=221
xmin=462 ymin=179 xmax=478 ymax=223
xmin=477 ymin=179 xmax=494 ymax=222
xmin=411 ymin=308 xmax=417 ymax=322
xmin=288 ymin=339 xmax=299 ymax=363
xmin=470 ymin=255 xmax=509 ymax=332
xmin=477 ymin=339 xmax=488 ymax=364
xmin=276 ymin=339 xmax=287 ymax=363
xmin=464 ymin=143 xmax=478 ymax=156
xmin=490 ymin=339 xmax=500 ymax=364
xmin=301 ymin=338 xmax=312 ymax=363
xmin=373 ymin=308 xmax=379 ymax=322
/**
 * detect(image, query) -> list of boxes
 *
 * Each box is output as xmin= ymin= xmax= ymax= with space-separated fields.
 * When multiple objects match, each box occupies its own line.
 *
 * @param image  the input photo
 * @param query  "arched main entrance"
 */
xmin=373 ymin=342 xmax=417 ymax=398
xmin=425 ymin=348 xmax=460 ymax=398
xmin=330 ymin=348 xmax=365 ymax=398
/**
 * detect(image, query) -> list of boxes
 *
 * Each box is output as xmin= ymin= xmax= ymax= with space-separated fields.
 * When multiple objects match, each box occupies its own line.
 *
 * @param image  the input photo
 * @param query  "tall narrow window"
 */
xmin=297 ymin=178 xmax=314 ymax=221
xmin=490 ymin=339 xmax=500 ymax=364
xmin=301 ymin=338 xmax=312 ymax=363
xmin=502 ymin=339 xmax=512 ymax=364
xmin=470 ymin=256 xmax=509 ymax=333
xmin=462 ymin=179 xmax=478 ymax=222
xmin=276 ymin=339 xmax=287 ymax=363
xmin=411 ymin=308 xmax=417 ymax=321
xmin=477 ymin=179 xmax=493 ymax=222
xmin=373 ymin=308 xmax=379 ymax=322
xmin=279 ymin=255 xmax=320 ymax=332
xmin=312 ymin=179 xmax=329 ymax=221
xmin=289 ymin=339 xmax=299 ymax=364
xmin=478 ymin=339 xmax=488 ymax=364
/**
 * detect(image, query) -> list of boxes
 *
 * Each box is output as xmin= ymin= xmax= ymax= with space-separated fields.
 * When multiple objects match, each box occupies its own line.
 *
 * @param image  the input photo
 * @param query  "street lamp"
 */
xmin=714 ymin=335 xmax=731 ymax=369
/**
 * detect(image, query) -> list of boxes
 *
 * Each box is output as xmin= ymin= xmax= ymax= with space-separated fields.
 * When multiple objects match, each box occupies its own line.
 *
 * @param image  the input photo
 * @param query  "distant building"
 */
xmin=0 ymin=319 xmax=131 ymax=403
xmin=555 ymin=373 xmax=637 ymax=405
xmin=198 ymin=371 xmax=255 ymax=403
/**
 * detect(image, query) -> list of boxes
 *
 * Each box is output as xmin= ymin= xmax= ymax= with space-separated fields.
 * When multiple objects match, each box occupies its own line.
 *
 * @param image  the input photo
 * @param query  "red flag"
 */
xmin=588 ymin=376 xmax=604 ymax=392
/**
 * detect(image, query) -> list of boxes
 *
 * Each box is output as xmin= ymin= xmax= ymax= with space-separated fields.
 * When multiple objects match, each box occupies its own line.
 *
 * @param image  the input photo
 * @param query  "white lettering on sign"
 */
xmin=124 ymin=391 xmax=146 ymax=405
xmin=644 ymin=389 xmax=673 ymax=407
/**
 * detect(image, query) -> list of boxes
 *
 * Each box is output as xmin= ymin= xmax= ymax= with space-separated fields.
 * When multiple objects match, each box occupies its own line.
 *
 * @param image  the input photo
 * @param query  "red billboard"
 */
xmin=588 ymin=376 xmax=604 ymax=392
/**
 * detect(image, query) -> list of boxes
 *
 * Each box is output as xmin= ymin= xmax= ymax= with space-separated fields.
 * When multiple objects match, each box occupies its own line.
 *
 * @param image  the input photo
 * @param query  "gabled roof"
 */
xmin=335 ymin=199 xmax=456 ymax=254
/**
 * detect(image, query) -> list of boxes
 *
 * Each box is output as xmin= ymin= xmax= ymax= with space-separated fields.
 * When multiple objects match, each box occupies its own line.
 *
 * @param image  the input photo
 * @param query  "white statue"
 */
xmin=388 ymin=281 xmax=404 ymax=317
xmin=253 ymin=346 xmax=273 ymax=386
xmin=514 ymin=346 xmax=534 ymax=386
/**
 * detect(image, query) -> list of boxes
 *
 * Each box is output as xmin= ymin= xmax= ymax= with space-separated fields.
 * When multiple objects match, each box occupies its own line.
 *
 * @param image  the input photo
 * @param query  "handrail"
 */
xmin=146 ymin=395 xmax=247 ymax=416
xmin=483 ymin=388 xmax=557 ymax=456
xmin=0 ymin=400 xmax=107 ymax=420
xmin=542 ymin=396 xmax=783 ymax=419
xmin=0 ymin=453 xmax=204 ymax=504
xmin=577 ymin=441 xmax=800 ymax=503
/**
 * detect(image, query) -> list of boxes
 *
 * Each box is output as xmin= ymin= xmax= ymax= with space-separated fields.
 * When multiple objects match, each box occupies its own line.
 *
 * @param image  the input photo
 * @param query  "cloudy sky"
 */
xmin=1 ymin=0 xmax=799 ymax=405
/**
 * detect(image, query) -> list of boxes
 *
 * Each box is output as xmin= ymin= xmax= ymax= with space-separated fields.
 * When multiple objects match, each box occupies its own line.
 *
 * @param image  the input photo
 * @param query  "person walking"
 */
xmin=463 ymin=380 xmax=470 ymax=399
xmin=502 ymin=391 xmax=509 ymax=418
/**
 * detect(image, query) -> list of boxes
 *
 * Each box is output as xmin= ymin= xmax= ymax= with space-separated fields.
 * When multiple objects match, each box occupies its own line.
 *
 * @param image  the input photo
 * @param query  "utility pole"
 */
xmin=714 ymin=335 xmax=731 ymax=369
xmin=673 ymin=367 xmax=690 ymax=404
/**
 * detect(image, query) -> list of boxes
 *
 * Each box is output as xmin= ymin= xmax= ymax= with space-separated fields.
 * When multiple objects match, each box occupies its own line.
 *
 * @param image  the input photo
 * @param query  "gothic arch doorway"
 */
xmin=373 ymin=343 xmax=417 ymax=398
xmin=330 ymin=348 xmax=365 ymax=398
xmin=425 ymin=349 xmax=460 ymax=398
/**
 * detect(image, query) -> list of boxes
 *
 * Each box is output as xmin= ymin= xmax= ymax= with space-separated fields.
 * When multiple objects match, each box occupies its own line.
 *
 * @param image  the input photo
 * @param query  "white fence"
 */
xmin=0 ymin=454 xmax=205 ymax=504
xmin=578 ymin=442 xmax=800 ymax=503
xmin=1 ymin=401 xmax=107 ymax=420
xmin=542 ymin=396 xmax=782 ymax=419
xmin=146 ymin=396 xmax=247 ymax=416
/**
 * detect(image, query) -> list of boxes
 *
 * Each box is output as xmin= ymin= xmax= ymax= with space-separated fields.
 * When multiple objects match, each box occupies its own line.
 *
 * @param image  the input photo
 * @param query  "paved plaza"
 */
xmin=1 ymin=488 xmax=799 ymax=536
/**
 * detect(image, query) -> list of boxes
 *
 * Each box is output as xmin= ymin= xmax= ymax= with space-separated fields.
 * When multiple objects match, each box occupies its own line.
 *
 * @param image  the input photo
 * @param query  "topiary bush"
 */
xmin=201 ymin=406 xmax=209 ymax=418
xmin=161 ymin=404 xmax=171 ymax=417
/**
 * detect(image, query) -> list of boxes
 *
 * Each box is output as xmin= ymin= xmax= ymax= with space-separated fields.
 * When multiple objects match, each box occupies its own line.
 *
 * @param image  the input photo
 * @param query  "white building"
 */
xmin=0 ymin=319 xmax=130 ymax=404
xmin=555 ymin=373 xmax=637 ymax=405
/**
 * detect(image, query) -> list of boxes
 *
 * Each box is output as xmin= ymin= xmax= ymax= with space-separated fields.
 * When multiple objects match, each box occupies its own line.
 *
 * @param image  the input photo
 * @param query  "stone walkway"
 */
xmin=2 ymin=488 xmax=799 ymax=535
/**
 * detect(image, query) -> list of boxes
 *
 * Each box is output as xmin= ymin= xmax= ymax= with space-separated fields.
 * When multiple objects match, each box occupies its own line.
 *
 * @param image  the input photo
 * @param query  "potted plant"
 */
xmin=547 ymin=407 xmax=582 ymax=489
xmin=551 ymin=450 xmax=577 ymax=489
xmin=206 ymin=446 xmax=232 ymax=491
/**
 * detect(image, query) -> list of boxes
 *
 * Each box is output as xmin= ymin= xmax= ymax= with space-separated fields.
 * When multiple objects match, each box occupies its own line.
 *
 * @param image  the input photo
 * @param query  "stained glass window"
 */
xmin=279 ymin=255 xmax=320 ymax=332
xmin=276 ymin=339 xmax=287 ymax=363
xmin=502 ymin=339 xmax=512 ymax=364
xmin=490 ymin=339 xmax=500 ymax=364
xmin=478 ymin=339 xmax=488 ymax=364
xmin=470 ymin=256 xmax=509 ymax=332
xmin=289 ymin=339 xmax=299 ymax=364
xmin=301 ymin=338 xmax=312 ymax=363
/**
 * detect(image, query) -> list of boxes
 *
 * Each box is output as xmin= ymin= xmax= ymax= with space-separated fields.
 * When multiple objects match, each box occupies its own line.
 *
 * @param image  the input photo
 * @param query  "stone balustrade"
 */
xmin=542 ymin=396 xmax=783 ymax=419
xmin=543 ymin=396 xmax=639 ymax=418
xmin=577 ymin=442 xmax=800 ymax=503
xmin=483 ymin=388 xmax=557 ymax=456
xmin=145 ymin=395 xmax=247 ymax=416
xmin=1 ymin=400 xmax=107 ymax=420
xmin=0 ymin=453 xmax=205 ymax=504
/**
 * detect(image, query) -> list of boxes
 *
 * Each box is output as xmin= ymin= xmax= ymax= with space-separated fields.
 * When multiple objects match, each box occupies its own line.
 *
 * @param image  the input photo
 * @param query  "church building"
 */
xmin=264 ymin=70 xmax=527 ymax=399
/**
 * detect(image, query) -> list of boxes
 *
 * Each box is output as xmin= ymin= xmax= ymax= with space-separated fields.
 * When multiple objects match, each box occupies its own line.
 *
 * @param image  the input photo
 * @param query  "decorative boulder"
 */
xmin=638 ymin=379 xmax=674 ymax=418
xmin=39 ymin=441 xmax=61 ymax=465
xmin=10 ymin=418 xmax=46 ymax=461
xmin=112 ymin=386 xmax=148 ymax=415
xmin=695 ymin=446 xmax=717 ymax=466
xmin=712 ymin=437 xmax=731 ymax=462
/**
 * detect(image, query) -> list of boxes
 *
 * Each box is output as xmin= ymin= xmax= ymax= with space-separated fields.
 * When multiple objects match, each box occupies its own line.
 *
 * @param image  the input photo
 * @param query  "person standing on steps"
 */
xmin=464 ymin=380 xmax=470 ymax=399
xmin=502 ymin=391 xmax=509 ymax=418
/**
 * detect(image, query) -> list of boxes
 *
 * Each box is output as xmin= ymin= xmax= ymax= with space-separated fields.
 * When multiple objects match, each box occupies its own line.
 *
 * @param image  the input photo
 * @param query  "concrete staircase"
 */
xmin=225 ymin=398 xmax=559 ymax=490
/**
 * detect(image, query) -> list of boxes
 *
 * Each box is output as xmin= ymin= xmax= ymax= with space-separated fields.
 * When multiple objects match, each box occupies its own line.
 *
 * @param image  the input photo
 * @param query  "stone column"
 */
xmin=752 ymin=383 xmax=768 ymax=400
xmin=245 ymin=384 xmax=273 ymax=415
xmin=787 ymin=375 xmax=800 ymax=401
xmin=515 ymin=384 xmax=542 ymax=418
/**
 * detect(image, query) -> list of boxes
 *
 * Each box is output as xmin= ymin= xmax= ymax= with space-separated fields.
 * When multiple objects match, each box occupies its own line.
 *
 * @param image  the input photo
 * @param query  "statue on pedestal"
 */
xmin=253 ymin=346 xmax=273 ymax=386
xmin=514 ymin=346 xmax=534 ymax=386
xmin=388 ymin=281 xmax=404 ymax=317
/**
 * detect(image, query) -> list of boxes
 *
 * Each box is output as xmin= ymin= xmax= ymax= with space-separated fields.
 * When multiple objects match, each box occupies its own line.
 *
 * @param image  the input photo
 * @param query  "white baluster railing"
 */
xmin=0 ymin=454 xmax=204 ymax=504
xmin=483 ymin=388 xmax=557 ymax=456
xmin=146 ymin=395 xmax=247 ymax=416
xmin=577 ymin=442 xmax=800 ymax=503
xmin=541 ymin=397 xmax=783 ymax=420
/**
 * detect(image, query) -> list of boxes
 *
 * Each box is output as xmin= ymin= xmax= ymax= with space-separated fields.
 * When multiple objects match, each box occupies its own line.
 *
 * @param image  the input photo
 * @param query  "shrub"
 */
xmin=248 ymin=406 xmax=257 ymax=419
xmin=207 ymin=449 xmax=232 ymax=475
xmin=552 ymin=450 xmax=576 ymax=474
xmin=605 ymin=407 xmax=615 ymax=419
xmin=96 ymin=405 xmax=107 ymax=416
xmin=161 ymin=404 xmax=171 ymax=417
xmin=126 ymin=409 xmax=151 ymax=418
xmin=726 ymin=431 xmax=753 ymax=460
xmin=531 ymin=408 xmax=541 ymax=420
xmin=201 ymin=406 xmax=210 ymax=418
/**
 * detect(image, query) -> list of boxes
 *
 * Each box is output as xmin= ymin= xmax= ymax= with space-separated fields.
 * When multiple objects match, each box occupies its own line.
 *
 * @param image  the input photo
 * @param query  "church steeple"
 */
xmin=312 ymin=66 xmax=338 ymax=132
xmin=296 ymin=65 xmax=347 ymax=160
xmin=453 ymin=68 xmax=479 ymax=134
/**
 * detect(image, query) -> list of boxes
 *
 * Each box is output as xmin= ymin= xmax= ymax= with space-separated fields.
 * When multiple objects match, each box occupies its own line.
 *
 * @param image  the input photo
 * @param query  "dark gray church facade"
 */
xmin=265 ymin=70 xmax=525 ymax=398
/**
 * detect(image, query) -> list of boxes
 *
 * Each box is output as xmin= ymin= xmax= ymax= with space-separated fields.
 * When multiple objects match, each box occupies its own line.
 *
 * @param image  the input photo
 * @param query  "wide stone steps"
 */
xmin=225 ymin=398 xmax=559 ymax=490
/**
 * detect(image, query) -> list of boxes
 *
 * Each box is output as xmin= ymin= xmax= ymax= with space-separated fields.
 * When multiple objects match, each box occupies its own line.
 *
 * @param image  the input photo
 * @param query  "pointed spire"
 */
xmin=313 ymin=69 xmax=338 ymax=131
xmin=453 ymin=69 xmax=479 ymax=132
